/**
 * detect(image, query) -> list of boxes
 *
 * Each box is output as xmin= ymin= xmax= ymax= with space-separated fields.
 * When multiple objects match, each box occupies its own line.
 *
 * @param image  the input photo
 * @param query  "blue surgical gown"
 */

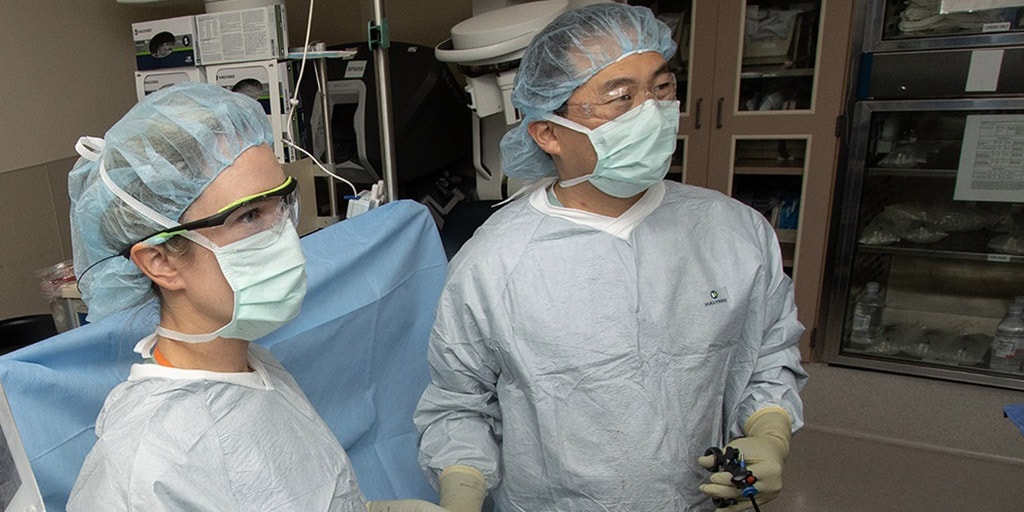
xmin=414 ymin=180 xmax=807 ymax=512
xmin=67 ymin=341 xmax=367 ymax=511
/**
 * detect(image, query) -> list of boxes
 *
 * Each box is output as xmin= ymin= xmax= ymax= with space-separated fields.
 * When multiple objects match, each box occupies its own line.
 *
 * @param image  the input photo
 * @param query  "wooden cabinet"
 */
xmin=634 ymin=0 xmax=854 ymax=359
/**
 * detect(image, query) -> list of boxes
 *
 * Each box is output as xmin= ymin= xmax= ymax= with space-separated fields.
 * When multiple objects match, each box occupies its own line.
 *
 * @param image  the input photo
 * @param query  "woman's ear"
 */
xmin=130 ymin=244 xmax=186 ymax=291
xmin=527 ymin=120 xmax=562 ymax=157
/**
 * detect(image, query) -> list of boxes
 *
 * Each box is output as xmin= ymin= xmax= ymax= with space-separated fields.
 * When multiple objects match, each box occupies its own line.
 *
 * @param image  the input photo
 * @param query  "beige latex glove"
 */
xmin=438 ymin=465 xmax=487 ymax=512
xmin=366 ymin=499 xmax=448 ymax=512
xmin=698 ymin=406 xmax=792 ymax=512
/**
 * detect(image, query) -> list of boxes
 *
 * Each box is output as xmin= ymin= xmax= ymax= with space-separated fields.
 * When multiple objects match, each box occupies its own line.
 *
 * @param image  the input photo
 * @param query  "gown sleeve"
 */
xmin=414 ymin=265 xmax=505 ymax=490
xmin=730 ymin=214 xmax=808 ymax=439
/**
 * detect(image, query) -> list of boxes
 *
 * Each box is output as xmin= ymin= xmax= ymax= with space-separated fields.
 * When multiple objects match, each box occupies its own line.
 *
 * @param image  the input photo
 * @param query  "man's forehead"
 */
xmin=574 ymin=51 xmax=668 ymax=92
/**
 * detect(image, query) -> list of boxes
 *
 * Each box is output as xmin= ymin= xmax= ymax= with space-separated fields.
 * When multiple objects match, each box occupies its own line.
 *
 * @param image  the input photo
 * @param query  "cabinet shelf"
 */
xmin=858 ymin=230 xmax=1024 ymax=264
xmin=739 ymin=67 xmax=815 ymax=79
xmin=840 ymin=347 xmax=1008 ymax=377
xmin=735 ymin=161 xmax=805 ymax=175
xmin=866 ymin=166 xmax=957 ymax=177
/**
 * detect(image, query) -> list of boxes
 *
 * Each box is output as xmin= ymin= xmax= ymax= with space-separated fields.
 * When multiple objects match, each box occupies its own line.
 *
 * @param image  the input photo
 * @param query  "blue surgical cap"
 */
xmin=500 ymin=3 xmax=676 ymax=180
xmin=68 ymin=81 xmax=275 ymax=321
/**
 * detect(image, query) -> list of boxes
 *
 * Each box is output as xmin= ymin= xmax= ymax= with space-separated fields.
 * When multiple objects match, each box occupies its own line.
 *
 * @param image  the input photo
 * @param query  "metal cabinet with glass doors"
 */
xmin=864 ymin=0 xmax=1024 ymax=52
xmin=630 ymin=0 xmax=855 ymax=358
xmin=823 ymin=0 xmax=1024 ymax=390
xmin=825 ymin=98 xmax=1024 ymax=390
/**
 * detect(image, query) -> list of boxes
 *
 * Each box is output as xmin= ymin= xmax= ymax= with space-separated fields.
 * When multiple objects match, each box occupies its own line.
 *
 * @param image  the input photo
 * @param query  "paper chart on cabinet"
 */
xmin=954 ymin=114 xmax=1024 ymax=203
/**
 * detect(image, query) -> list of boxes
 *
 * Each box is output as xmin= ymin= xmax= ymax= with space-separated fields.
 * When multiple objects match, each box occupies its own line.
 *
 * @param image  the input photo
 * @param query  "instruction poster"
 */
xmin=954 ymin=114 xmax=1024 ymax=203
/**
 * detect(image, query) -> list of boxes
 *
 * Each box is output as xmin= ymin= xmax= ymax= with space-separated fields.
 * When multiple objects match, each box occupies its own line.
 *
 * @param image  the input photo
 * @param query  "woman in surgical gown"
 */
xmin=63 ymin=82 xmax=376 ymax=511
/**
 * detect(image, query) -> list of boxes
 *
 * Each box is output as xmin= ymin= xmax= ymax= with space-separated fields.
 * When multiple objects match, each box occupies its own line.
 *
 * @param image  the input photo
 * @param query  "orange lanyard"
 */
xmin=152 ymin=346 xmax=174 ymax=368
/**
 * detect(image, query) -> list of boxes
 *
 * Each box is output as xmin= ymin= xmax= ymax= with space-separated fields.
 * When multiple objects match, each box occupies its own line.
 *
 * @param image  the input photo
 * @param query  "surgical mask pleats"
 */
xmin=156 ymin=220 xmax=307 ymax=343
xmin=549 ymin=99 xmax=680 ymax=198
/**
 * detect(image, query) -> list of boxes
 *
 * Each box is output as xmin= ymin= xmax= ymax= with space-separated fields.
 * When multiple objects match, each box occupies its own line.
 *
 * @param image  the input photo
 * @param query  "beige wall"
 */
xmin=0 ymin=0 xmax=470 ymax=320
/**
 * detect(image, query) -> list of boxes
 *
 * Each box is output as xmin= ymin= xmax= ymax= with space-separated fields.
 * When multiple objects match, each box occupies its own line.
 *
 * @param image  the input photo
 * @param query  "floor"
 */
xmin=770 ymin=363 xmax=1024 ymax=511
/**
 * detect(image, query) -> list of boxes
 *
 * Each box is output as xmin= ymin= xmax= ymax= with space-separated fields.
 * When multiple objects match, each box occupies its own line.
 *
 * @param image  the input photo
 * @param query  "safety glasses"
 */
xmin=119 ymin=176 xmax=299 ymax=257
xmin=556 ymin=72 xmax=677 ymax=121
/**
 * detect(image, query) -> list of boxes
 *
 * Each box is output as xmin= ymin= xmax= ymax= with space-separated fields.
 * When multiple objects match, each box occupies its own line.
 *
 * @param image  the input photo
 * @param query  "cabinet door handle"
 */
xmin=695 ymin=97 xmax=703 ymax=129
xmin=716 ymin=97 xmax=724 ymax=129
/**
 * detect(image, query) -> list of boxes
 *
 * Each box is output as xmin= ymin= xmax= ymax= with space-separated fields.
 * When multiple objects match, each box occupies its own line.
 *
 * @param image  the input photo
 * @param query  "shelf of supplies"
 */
xmin=840 ymin=345 xmax=1000 ymax=373
xmin=285 ymin=49 xmax=357 ymax=60
xmin=867 ymin=166 xmax=958 ymax=178
xmin=881 ymin=24 xmax=1024 ymax=42
xmin=739 ymin=67 xmax=815 ymax=79
xmin=858 ymin=231 xmax=1024 ymax=264
xmin=838 ymin=305 xmax=999 ymax=373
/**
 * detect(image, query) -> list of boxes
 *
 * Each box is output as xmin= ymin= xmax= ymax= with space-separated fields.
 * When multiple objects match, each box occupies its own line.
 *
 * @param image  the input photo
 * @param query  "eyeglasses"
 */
xmin=556 ymin=73 xmax=678 ymax=121
xmin=119 ymin=176 xmax=299 ymax=257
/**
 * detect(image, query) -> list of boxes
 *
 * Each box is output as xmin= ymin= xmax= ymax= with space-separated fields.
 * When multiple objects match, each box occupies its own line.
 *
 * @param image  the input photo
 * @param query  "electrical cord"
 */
xmin=281 ymin=138 xmax=358 ymax=197
xmin=276 ymin=0 xmax=364 ymax=203
xmin=278 ymin=0 xmax=359 ymax=200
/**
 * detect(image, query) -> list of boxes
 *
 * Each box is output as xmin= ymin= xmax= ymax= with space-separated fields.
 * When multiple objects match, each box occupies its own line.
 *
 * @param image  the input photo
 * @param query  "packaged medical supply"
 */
xmin=196 ymin=5 xmax=288 ymax=65
xmin=132 ymin=16 xmax=197 ymax=70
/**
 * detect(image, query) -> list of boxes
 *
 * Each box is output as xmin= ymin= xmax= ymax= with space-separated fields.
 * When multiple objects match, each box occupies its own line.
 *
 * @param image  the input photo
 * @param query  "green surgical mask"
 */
xmin=546 ymin=99 xmax=680 ymax=198
xmin=156 ymin=218 xmax=307 ymax=343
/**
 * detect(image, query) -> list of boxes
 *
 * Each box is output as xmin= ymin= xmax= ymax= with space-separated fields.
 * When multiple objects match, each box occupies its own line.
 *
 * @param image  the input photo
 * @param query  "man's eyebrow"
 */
xmin=598 ymin=76 xmax=638 ymax=95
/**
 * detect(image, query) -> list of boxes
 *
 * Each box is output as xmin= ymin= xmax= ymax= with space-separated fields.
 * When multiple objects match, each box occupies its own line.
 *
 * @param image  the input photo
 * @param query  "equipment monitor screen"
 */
xmin=0 ymin=381 xmax=44 ymax=512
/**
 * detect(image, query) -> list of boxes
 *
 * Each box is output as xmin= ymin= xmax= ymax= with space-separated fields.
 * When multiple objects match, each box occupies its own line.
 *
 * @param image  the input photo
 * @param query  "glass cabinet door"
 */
xmin=634 ymin=1 xmax=852 ymax=358
xmin=635 ymin=0 xmax=719 ymax=186
xmin=866 ymin=1 xmax=1024 ymax=51
xmin=828 ymin=99 xmax=1024 ymax=390
xmin=634 ymin=0 xmax=699 ymax=183
xmin=651 ymin=0 xmax=692 ymax=108
xmin=730 ymin=138 xmax=808 ymax=277
xmin=737 ymin=0 xmax=822 ymax=113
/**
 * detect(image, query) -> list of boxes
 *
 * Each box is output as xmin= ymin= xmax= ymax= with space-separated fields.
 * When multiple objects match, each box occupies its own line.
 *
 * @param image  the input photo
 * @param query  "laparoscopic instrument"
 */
xmin=703 ymin=446 xmax=761 ymax=512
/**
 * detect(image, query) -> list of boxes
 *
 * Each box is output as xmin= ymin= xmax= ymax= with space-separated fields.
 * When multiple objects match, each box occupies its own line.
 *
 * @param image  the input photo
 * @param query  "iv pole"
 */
xmin=368 ymin=0 xmax=399 ymax=203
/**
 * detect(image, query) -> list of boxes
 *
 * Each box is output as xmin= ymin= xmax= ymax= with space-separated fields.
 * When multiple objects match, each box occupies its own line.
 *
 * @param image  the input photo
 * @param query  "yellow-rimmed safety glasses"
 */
xmin=118 ymin=176 xmax=299 ymax=257
xmin=556 ymin=72 xmax=677 ymax=121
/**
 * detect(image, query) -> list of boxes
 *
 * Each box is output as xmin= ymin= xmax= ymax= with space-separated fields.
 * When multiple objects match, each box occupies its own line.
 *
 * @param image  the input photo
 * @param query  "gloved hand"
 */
xmin=366 ymin=499 xmax=448 ymax=512
xmin=438 ymin=465 xmax=487 ymax=512
xmin=698 ymin=406 xmax=792 ymax=512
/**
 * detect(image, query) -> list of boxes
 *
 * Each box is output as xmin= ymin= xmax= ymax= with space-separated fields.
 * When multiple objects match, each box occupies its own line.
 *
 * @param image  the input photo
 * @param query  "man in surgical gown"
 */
xmin=414 ymin=4 xmax=807 ymax=512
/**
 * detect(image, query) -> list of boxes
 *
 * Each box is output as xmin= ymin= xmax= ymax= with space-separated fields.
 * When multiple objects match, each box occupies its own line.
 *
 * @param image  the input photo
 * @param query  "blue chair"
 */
xmin=0 ymin=201 xmax=447 ymax=511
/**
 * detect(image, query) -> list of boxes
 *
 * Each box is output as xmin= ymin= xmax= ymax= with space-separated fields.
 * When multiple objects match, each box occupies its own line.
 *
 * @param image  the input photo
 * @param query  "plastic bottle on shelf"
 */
xmin=990 ymin=304 xmax=1024 ymax=373
xmin=850 ymin=282 xmax=885 ymax=348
